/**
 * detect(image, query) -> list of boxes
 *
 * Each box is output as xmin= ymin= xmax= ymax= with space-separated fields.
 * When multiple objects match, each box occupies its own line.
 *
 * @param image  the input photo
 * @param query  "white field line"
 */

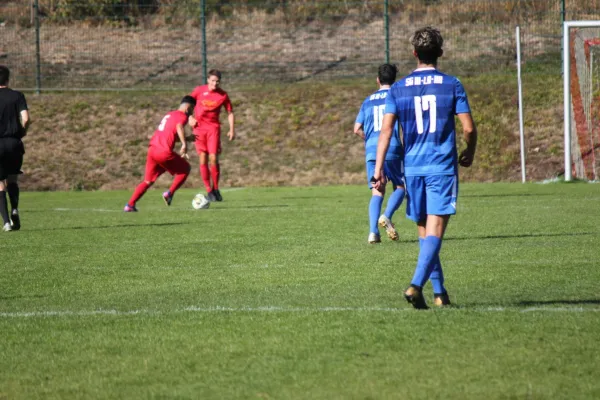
xmin=0 ymin=305 xmax=599 ymax=318
xmin=220 ymin=187 xmax=246 ymax=192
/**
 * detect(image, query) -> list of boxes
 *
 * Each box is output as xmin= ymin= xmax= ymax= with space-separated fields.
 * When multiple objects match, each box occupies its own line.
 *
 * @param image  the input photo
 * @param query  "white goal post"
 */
xmin=563 ymin=21 xmax=600 ymax=181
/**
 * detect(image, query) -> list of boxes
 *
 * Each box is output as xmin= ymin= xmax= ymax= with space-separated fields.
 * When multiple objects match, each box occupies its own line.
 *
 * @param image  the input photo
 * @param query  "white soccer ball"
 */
xmin=192 ymin=193 xmax=210 ymax=210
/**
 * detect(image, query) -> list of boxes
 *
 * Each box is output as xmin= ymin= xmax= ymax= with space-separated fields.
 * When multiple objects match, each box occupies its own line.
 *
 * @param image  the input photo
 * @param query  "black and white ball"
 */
xmin=192 ymin=193 xmax=210 ymax=209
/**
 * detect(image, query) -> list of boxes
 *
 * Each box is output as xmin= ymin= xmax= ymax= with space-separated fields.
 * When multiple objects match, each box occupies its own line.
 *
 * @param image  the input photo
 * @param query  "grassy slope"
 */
xmin=0 ymin=183 xmax=599 ymax=399
xmin=22 ymin=62 xmax=563 ymax=191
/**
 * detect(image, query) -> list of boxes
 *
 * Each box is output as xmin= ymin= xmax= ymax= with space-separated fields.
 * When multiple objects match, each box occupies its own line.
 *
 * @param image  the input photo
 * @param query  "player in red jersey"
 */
xmin=124 ymin=96 xmax=197 ymax=212
xmin=189 ymin=69 xmax=235 ymax=202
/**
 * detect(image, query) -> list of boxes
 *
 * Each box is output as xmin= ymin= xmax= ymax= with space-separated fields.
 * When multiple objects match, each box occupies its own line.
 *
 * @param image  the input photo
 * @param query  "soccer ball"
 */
xmin=192 ymin=193 xmax=210 ymax=210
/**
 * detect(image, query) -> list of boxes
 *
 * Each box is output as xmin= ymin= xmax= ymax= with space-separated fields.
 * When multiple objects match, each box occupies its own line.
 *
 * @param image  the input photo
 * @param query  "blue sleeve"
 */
xmin=384 ymin=89 xmax=397 ymax=115
xmin=355 ymin=102 xmax=365 ymax=125
xmin=454 ymin=79 xmax=471 ymax=114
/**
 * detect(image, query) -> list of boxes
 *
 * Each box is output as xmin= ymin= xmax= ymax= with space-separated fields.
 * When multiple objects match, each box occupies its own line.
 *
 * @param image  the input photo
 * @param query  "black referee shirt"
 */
xmin=0 ymin=87 xmax=28 ymax=139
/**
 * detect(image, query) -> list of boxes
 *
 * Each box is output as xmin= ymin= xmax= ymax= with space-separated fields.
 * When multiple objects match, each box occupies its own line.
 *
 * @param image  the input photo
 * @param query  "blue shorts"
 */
xmin=405 ymin=174 xmax=458 ymax=222
xmin=366 ymin=159 xmax=404 ymax=189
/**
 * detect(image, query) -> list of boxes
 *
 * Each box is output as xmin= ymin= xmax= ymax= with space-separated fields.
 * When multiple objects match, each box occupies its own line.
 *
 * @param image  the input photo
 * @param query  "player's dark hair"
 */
xmin=411 ymin=27 xmax=444 ymax=65
xmin=181 ymin=95 xmax=196 ymax=108
xmin=378 ymin=64 xmax=398 ymax=85
xmin=208 ymin=69 xmax=222 ymax=80
xmin=0 ymin=65 xmax=10 ymax=86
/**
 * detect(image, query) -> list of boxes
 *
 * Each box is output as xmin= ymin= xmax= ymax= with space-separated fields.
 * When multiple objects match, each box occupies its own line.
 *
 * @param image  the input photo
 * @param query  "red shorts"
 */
xmin=193 ymin=125 xmax=221 ymax=155
xmin=144 ymin=146 xmax=190 ymax=182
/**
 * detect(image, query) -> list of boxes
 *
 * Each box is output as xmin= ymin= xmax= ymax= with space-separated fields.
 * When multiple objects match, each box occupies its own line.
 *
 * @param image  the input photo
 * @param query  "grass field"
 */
xmin=1 ymin=183 xmax=599 ymax=399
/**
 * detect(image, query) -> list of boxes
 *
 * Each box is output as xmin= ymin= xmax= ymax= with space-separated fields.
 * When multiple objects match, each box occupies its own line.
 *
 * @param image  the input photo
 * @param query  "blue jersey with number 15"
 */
xmin=385 ymin=68 xmax=471 ymax=176
xmin=355 ymin=88 xmax=402 ymax=162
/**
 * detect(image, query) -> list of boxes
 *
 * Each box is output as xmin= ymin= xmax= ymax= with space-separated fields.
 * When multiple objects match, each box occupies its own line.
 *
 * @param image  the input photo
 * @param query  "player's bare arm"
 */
xmin=457 ymin=112 xmax=478 ymax=167
xmin=176 ymin=123 xmax=187 ymax=157
xmin=227 ymin=111 xmax=235 ymax=141
xmin=20 ymin=110 xmax=30 ymax=136
xmin=353 ymin=122 xmax=365 ymax=139
xmin=372 ymin=113 xmax=396 ymax=190
xmin=184 ymin=116 xmax=197 ymax=142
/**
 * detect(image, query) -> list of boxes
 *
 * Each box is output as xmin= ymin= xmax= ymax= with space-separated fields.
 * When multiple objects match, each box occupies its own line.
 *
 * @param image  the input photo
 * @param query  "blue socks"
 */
xmin=416 ymin=237 xmax=447 ymax=293
xmin=426 ymin=239 xmax=446 ymax=294
xmin=384 ymin=188 xmax=405 ymax=219
xmin=411 ymin=236 xmax=443 ymax=288
xmin=369 ymin=195 xmax=384 ymax=234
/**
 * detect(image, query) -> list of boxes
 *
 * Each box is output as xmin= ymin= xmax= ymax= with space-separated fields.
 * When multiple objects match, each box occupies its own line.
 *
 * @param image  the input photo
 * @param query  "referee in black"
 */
xmin=0 ymin=66 xmax=30 ymax=232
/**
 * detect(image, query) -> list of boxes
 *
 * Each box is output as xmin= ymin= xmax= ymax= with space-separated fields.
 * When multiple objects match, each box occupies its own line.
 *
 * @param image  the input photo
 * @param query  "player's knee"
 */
xmin=145 ymin=180 xmax=154 ymax=186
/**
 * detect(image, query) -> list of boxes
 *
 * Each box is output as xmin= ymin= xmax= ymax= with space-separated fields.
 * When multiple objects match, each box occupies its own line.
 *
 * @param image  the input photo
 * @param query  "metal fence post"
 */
xmin=560 ymin=0 xmax=566 ymax=76
xmin=33 ymin=0 xmax=41 ymax=94
xmin=201 ymin=0 xmax=207 ymax=84
xmin=384 ymin=0 xmax=390 ymax=64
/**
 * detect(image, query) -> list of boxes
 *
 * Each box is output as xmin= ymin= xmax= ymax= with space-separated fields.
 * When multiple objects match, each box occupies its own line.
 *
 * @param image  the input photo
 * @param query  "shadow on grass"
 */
xmin=214 ymin=204 xmax=291 ymax=209
xmin=462 ymin=193 xmax=557 ymax=198
xmin=28 ymin=222 xmax=190 ymax=231
xmin=445 ymin=231 xmax=597 ymax=241
xmin=519 ymin=299 xmax=600 ymax=306
xmin=0 ymin=294 xmax=47 ymax=300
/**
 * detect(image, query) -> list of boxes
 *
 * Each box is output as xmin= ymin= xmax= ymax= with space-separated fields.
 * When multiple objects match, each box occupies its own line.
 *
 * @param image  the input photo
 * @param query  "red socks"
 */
xmin=128 ymin=181 xmax=151 ymax=206
xmin=201 ymin=163 xmax=220 ymax=191
xmin=210 ymin=164 xmax=220 ymax=190
xmin=200 ymin=164 xmax=211 ymax=192
xmin=169 ymin=171 xmax=189 ymax=194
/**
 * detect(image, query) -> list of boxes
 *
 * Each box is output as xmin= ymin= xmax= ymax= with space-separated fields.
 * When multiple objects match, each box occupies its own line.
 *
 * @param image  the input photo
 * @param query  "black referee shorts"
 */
xmin=0 ymin=137 xmax=24 ymax=180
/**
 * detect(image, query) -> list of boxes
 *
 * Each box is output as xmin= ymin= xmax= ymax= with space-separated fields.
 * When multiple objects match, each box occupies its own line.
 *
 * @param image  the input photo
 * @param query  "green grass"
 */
xmin=1 ymin=183 xmax=600 ymax=399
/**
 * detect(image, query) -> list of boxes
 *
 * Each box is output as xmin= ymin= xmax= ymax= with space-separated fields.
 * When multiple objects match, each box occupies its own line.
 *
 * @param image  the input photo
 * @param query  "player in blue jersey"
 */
xmin=354 ymin=64 xmax=406 ymax=244
xmin=373 ymin=27 xmax=477 ymax=309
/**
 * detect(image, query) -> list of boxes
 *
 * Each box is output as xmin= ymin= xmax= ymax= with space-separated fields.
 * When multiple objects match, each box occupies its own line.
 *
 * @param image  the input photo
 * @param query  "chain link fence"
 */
xmin=1 ymin=0 xmax=599 ymax=91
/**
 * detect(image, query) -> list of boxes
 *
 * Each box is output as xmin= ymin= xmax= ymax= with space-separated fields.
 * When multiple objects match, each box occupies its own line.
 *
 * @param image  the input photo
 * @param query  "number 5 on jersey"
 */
xmin=158 ymin=115 xmax=171 ymax=131
xmin=414 ymin=95 xmax=437 ymax=134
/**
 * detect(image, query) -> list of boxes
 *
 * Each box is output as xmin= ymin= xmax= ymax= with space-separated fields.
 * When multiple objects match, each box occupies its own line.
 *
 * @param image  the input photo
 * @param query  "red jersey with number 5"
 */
xmin=190 ymin=84 xmax=232 ymax=128
xmin=149 ymin=110 xmax=189 ymax=151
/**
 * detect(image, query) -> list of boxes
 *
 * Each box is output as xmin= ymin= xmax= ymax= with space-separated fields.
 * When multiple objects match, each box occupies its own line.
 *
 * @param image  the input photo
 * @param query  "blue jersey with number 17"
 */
xmin=385 ymin=68 xmax=471 ymax=176
xmin=355 ymin=88 xmax=402 ymax=162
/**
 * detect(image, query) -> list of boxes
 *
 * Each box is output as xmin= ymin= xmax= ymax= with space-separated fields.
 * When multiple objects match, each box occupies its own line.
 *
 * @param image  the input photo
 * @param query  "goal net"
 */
xmin=564 ymin=21 xmax=600 ymax=181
